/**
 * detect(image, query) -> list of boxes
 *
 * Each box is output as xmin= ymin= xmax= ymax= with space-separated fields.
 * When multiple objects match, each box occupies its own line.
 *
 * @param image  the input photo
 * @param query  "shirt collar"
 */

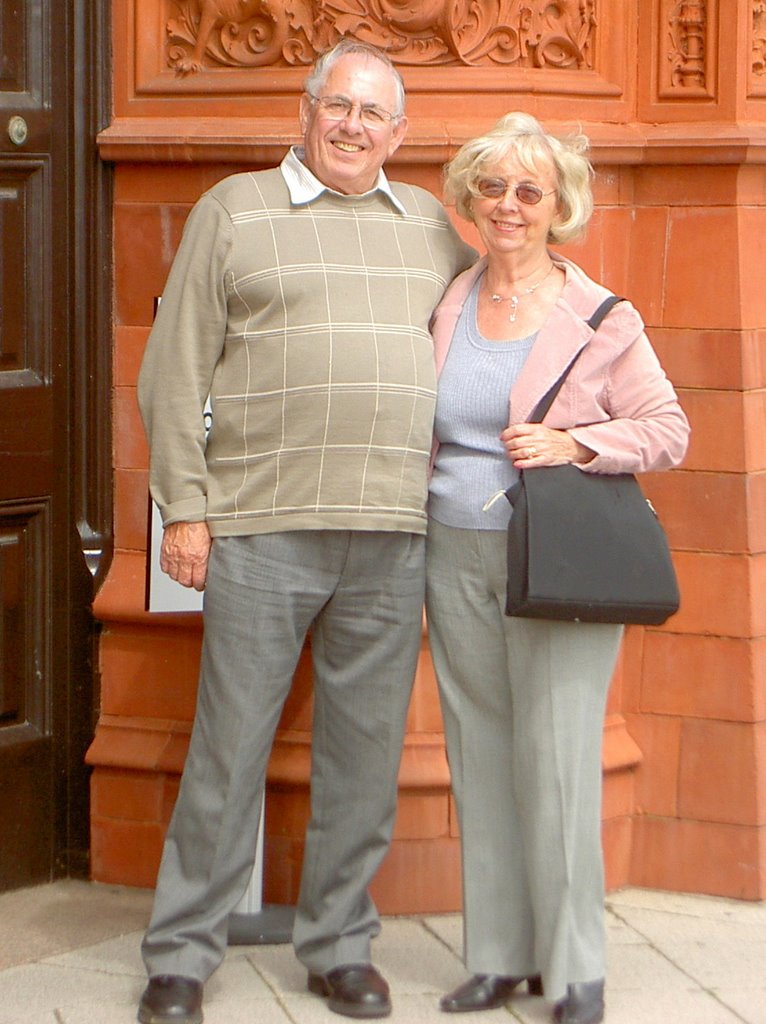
xmin=280 ymin=145 xmax=406 ymax=215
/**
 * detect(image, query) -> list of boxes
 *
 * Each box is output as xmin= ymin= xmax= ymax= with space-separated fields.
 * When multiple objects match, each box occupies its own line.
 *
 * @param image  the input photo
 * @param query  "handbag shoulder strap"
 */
xmin=528 ymin=294 xmax=624 ymax=423
xmin=587 ymin=294 xmax=624 ymax=332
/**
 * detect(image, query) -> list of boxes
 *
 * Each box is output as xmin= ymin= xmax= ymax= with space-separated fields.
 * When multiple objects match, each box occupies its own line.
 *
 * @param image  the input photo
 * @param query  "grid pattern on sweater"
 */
xmin=138 ymin=165 xmax=475 ymax=536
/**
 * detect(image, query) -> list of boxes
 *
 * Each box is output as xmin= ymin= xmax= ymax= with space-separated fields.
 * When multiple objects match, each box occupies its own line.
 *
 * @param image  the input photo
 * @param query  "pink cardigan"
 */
xmin=430 ymin=255 xmax=690 ymax=475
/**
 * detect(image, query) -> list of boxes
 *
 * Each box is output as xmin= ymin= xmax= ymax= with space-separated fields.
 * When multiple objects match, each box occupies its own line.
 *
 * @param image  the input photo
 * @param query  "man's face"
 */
xmin=299 ymin=53 xmax=408 ymax=196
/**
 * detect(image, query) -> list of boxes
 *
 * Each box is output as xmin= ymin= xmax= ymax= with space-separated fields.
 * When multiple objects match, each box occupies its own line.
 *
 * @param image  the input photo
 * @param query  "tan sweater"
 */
xmin=138 ymin=165 xmax=475 ymax=537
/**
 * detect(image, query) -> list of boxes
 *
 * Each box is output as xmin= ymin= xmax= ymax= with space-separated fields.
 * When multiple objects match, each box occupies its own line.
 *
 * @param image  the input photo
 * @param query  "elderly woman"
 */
xmin=426 ymin=113 xmax=689 ymax=1024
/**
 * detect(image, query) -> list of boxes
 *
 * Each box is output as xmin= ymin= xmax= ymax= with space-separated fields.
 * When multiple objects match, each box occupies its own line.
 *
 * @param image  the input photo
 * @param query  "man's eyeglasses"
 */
xmin=308 ymin=93 xmax=399 ymax=129
xmin=475 ymin=178 xmax=557 ymax=205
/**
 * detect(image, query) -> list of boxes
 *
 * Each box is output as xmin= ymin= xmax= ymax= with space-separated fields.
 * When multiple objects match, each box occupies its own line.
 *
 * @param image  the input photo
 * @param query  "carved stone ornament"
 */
xmin=754 ymin=0 xmax=766 ymax=77
xmin=667 ymin=0 xmax=707 ymax=89
xmin=166 ymin=0 xmax=598 ymax=76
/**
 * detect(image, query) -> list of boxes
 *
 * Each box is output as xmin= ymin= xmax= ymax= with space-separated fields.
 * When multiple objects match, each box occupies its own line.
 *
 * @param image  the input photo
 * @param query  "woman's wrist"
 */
xmin=568 ymin=433 xmax=596 ymax=464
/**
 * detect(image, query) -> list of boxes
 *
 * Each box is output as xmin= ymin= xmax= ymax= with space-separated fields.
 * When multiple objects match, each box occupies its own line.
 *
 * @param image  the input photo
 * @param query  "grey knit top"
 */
xmin=429 ymin=277 xmax=536 ymax=530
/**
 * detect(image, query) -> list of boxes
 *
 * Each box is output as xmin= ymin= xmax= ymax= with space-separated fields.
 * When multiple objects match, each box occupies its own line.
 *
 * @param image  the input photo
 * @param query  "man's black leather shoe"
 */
xmin=137 ymin=975 xmax=203 ymax=1024
xmin=308 ymin=963 xmax=392 ymax=1018
xmin=553 ymin=979 xmax=605 ymax=1024
xmin=440 ymin=973 xmax=543 ymax=1013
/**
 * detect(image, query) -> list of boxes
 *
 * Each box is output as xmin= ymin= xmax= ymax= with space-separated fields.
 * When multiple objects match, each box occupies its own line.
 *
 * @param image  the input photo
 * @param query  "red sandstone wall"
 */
xmin=89 ymin=0 xmax=766 ymax=906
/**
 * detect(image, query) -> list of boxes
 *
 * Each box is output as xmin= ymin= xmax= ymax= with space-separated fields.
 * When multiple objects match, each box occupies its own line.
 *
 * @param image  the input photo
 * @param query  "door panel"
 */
xmin=0 ymin=501 xmax=53 ymax=886
xmin=0 ymin=0 xmax=55 ymax=890
xmin=1 ymin=160 xmax=47 ymax=383
xmin=0 ymin=0 xmax=109 ymax=890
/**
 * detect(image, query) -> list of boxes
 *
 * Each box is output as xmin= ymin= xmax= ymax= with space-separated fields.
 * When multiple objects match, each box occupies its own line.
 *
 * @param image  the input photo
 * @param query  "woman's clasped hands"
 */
xmin=501 ymin=422 xmax=595 ymax=467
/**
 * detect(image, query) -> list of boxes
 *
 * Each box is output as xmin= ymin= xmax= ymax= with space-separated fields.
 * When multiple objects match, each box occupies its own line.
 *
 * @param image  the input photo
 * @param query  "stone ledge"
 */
xmin=97 ymin=118 xmax=766 ymax=165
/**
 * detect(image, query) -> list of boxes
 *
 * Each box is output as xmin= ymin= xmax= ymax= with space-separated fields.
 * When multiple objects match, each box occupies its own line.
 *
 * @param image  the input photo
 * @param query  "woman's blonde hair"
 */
xmin=444 ymin=112 xmax=594 ymax=245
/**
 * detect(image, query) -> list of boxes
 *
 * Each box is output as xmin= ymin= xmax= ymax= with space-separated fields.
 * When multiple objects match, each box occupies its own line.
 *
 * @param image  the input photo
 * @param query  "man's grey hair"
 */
xmin=304 ymin=39 xmax=406 ymax=118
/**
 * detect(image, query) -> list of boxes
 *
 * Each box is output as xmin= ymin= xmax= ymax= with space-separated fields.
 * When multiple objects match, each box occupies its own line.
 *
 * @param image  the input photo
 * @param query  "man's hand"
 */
xmin=160 ymin=521 xmax=212 ymax=591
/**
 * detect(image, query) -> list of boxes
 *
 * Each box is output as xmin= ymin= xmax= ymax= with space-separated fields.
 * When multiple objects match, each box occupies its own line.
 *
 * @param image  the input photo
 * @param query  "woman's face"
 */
xmin=469 ymin=152 xmax=560 ymax=261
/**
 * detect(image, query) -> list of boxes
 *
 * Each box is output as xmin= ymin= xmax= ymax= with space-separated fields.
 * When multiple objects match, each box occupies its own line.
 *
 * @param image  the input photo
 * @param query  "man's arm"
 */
xmin=138 ymin=192 xmax=232 ymax=528
xmin=160 ymin=521 xmax=212 ymax=591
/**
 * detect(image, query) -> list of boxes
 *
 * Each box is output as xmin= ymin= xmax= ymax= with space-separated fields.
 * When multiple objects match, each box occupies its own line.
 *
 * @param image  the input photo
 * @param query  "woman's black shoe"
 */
xmin=553 ymin=979 xmax=605 ymax=1024
xmin=440 ymin=973 xmax=543 ymax=1013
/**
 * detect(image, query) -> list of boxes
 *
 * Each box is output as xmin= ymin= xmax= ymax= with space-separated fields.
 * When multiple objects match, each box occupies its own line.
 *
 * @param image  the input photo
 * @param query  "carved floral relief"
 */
xmin=754 ymin=0 xmax=766 ymax=77
xmin=165 ymin=0 xmax=599 ymax=76
xmin=666 ymin=0 xmax=707 ymax=90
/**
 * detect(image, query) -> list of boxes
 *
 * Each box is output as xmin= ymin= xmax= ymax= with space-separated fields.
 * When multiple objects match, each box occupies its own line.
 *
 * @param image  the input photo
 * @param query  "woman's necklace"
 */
xmin=489 ymin=262 xmax=555 ymax=323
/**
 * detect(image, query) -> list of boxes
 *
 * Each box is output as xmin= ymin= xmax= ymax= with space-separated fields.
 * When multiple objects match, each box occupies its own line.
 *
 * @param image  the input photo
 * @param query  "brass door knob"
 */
xmin=8 ymin=116 xmax=28 ymax=146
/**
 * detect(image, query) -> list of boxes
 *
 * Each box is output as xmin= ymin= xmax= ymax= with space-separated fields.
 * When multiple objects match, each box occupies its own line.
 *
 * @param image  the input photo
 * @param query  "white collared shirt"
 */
xmin=280 ymin=145 xmax=407 ymax=215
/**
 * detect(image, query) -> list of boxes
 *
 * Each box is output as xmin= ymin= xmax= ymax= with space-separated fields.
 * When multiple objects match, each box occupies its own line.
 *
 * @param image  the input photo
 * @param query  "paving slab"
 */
xmin=0 ymin=883 xmax=763 ymax=1024
xmin=0 ymin=961 xmax=138 ymax=1024
xmin=0 ymin=881 xmax=153 ymax=971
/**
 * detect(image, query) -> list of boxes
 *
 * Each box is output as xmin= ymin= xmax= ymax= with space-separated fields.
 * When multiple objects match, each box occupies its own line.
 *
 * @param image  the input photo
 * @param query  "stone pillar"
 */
xmin=619 ymin=1 xmax=766 ymax=899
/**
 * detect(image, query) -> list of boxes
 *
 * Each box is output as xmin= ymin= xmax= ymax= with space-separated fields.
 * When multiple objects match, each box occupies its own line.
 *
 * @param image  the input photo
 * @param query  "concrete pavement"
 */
xmin=0 ymin=881 xmax=763 ymax=1023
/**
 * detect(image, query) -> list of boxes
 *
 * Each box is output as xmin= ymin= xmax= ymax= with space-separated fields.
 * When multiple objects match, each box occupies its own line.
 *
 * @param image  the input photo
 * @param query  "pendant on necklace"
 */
xmin=489 ymin=262 xmax=555 ymax=323
xmin=491 ymin=291 xmax=520 ymax=322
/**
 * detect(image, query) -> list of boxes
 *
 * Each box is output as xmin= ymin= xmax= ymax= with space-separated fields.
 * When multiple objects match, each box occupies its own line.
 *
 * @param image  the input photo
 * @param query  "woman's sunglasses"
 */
xmin=475 ymin=178 xmax=556 ymax=205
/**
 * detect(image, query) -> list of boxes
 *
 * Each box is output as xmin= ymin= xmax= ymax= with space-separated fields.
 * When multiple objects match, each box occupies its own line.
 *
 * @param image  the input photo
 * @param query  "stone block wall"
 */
xmin=88 ymin=0 xmax=766 ymax=907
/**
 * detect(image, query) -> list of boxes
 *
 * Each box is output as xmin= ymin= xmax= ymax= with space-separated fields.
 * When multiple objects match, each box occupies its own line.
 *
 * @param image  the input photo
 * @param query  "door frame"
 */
xmin=51 ymin=0 xmax=113 ymax=879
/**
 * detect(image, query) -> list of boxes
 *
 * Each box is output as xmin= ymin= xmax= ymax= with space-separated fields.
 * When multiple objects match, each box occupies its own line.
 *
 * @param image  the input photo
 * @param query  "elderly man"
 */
xmin=136 ymin=38 xmax=475 ymax=1024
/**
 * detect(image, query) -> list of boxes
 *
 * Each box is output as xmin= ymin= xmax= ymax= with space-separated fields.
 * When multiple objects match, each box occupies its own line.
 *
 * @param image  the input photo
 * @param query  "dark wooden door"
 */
xmin=0 ymin=0 xmax=111 ymax=890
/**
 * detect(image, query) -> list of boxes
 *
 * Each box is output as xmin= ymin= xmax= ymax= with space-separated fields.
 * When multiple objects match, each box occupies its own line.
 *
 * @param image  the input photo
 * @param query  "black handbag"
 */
xmin=504 ymin=296 xmax=681 ymax=625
